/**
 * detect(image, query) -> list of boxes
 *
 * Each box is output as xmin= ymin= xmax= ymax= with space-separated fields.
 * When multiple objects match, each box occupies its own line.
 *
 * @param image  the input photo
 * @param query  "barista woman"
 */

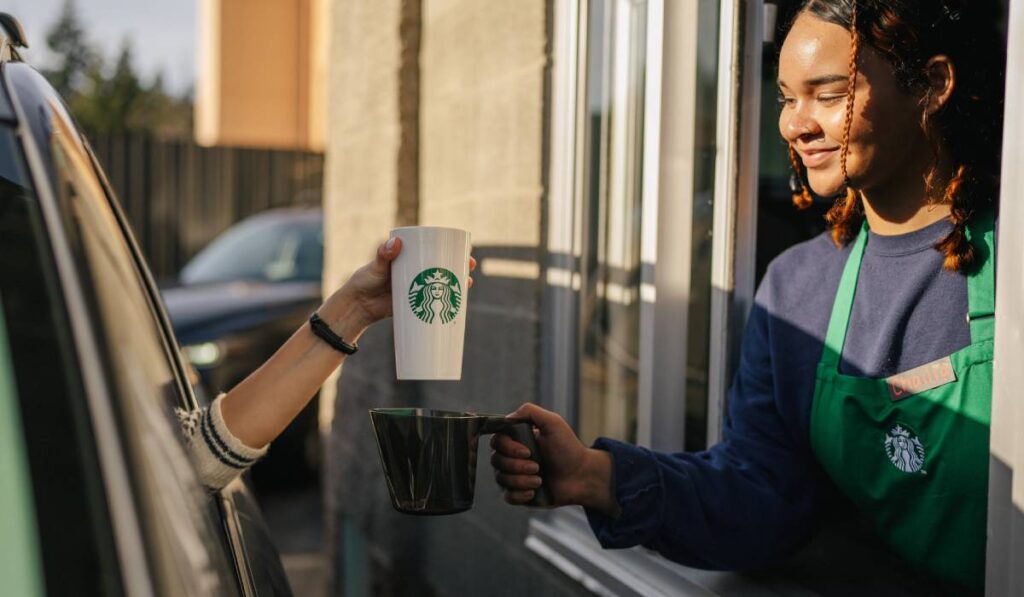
xmin=491 ymin=0 xmax=1003 ymax=591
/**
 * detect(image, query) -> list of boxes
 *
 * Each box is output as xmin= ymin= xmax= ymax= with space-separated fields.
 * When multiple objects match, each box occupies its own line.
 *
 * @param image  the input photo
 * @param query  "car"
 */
xmin=161 ymin=208 xmax=324 ymax=482
xmin=0 ymin=15 xmax=292 ymax=596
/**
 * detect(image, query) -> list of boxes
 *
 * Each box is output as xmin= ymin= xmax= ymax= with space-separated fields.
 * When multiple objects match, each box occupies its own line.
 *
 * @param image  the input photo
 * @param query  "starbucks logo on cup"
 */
xmin=408 ymin=268 xmax=462 ymax=325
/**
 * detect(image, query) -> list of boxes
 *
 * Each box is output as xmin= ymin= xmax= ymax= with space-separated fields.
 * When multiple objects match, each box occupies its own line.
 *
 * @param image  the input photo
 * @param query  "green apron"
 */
xmin=810 ymin=211 xmax=995 ymax=591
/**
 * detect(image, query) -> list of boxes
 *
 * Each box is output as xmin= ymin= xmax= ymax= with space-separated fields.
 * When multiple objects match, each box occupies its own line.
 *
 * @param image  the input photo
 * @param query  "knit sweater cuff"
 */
xmin=182 ymin=393 xmax=268 ymax=490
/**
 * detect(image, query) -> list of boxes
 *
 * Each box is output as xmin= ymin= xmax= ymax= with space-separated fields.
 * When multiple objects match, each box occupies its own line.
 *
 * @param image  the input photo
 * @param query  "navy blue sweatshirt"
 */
xmin=585 ymin=217 xmax=977 ymax=570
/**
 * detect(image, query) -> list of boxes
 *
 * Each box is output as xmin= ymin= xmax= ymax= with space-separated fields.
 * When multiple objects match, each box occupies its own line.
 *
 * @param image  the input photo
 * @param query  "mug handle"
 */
xmin=482 ymin=417 xmax=553 ymax=508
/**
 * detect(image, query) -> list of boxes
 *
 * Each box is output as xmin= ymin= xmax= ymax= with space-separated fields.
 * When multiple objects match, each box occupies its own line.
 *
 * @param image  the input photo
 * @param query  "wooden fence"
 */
xmin=88 ymin=133 xmax=324 ymax=279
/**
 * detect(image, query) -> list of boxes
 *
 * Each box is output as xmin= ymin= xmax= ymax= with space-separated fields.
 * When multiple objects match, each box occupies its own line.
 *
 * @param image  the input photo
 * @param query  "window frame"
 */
xmin=82 ymin=137 xmax=201 ymax=413
xmin=543 ymin=0 xmax=762 ymax=469
xmin=986 ymin=0 xmax=1024 ymax=592
xmin=573 ymin=0 xmax=650 ymax=447
xmin=534 ymin=0 xmax=767 ymax=594
xmin=49 ymin=94 xmax=248 ymax=596
xmin=75 ymin=106 xmax=271 ymax=597
xmin=81 ymin=99 xmax=294 ymax=597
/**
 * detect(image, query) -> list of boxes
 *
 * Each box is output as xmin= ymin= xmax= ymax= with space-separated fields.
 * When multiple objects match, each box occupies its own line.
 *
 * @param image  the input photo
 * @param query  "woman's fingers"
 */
xmin=466 ymin=256 xmax=477 ymax=288
xmin=508 ymin=402 xmax=563 ymax=434
xmin=495 ymin=471 xmax=543 ymax=491
xmin=490 ymin=451 xmax=539 ymax=475
xmin=492 ymin=441 xmax=543 ymax=497
xmin=503 ymin=490 xmax=536 ymax=505
xmin=490 ymin=433 xmax=530 ymax=457
xmin=374 ymin=237 xmax=403 ymax=275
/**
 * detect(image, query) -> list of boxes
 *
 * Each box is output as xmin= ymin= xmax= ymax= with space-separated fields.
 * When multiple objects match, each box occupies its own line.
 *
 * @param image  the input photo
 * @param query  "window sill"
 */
xmin=525 ymin=509 xmax=816 ymax=597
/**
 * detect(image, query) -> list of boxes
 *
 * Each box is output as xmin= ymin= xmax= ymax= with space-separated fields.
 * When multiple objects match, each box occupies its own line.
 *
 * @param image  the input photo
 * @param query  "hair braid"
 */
xmin=788 ymin=144 xmax=814 ymax=209
xmin=824 ymin=0 xmax=863 ymax=246
xmin=934 ymin=165 xmax=978 ymax=272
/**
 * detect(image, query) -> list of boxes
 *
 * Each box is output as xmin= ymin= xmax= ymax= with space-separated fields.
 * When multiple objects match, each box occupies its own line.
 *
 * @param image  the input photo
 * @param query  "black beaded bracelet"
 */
xmin=308 ymin=312 xmax=359 ymax=355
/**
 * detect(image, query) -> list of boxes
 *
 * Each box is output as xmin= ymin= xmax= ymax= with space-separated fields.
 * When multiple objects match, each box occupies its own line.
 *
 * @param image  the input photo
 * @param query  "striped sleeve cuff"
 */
xmin=182 ymin=394 xmax=268 ymax=490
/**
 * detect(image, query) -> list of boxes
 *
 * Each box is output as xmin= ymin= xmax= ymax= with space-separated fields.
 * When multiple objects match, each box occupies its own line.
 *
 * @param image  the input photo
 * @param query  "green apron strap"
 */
xmin=966 ymin=209 xmax=996 ymax=343
xmin=820 ymin=222 xmax=869 ymax=370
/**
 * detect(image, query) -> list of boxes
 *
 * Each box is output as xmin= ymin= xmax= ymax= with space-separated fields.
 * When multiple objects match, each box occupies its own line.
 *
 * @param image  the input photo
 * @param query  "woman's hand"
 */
xmin=319 ymin=237 xmax=477 ymax=341
xmin=490 ymin=403 xmax=620 ymax=517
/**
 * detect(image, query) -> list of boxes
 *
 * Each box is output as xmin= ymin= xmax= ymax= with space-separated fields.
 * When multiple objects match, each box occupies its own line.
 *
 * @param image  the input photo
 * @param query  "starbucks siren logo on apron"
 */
xmin=408 ymin=268 xmax=462 ymax=324
xmin=884 ymin=425 xmax=926 ymax=474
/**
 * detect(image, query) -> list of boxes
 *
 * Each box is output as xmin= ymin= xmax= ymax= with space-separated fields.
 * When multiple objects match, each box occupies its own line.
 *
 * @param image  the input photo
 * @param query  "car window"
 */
xmin=0 ymin=296 xmax=43 ymax=597
xmin=47 ymin=105 xmax=240 ymax=596
xmin=0 ymin=124 xmax=121 ymax=595
xmin=0 ymin=297 xmax=44 ymax=597
xmin=180 ymin=214 xmax=323 ymax=285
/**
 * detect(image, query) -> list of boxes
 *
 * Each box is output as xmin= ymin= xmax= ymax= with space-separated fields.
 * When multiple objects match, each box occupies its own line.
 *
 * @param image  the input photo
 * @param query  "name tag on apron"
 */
xmin=886 ymin=356 xmax=957 ymax=401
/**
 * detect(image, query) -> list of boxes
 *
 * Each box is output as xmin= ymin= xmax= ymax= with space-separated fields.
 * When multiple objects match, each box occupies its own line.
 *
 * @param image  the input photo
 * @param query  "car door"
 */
xmin=73 ymin=80 xmax=295 ymax=597
xmin=68 ymin=87 xmax=295 ymax=597
xmin=5 ymin=61 xmax=289 ymax=596
xmin=11 ymin=63 xmax=246 ymax=596
xmin=0 ymin=108 xmax=126 ymax=597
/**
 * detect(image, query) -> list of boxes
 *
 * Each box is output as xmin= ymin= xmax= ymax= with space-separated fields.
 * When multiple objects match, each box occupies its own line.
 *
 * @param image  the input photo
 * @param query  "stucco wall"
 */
xmin=321 ymin=0 xmax=414 ymax=591
xmin=324 ymin=0 xmax=588 ymax=595
xmin=419 ymin=0 xmax=546 ymax=247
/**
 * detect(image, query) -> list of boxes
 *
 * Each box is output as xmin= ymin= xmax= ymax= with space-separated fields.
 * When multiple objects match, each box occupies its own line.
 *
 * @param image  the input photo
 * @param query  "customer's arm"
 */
xmin=181 ymin=237 xmax=474 ymax=489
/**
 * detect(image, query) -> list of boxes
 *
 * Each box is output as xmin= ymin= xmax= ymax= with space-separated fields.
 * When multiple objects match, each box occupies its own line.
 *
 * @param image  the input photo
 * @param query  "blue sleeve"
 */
xmin=584 ymin=300 xmax=824 ymax=570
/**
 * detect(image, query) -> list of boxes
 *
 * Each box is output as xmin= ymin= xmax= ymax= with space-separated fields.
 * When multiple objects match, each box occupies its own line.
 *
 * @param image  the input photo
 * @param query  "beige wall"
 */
xmin=322 ymin=3 xmax=558 ymax=594
xmin=419 ymin=0 xmax=547 ymax=248
xmin=322 ymin=0 xmax=418 ymax=292
xmin=195 ymin=0 xmax=327 ymax=150
xmin=320 ymin=0 xmax=549 ymax=430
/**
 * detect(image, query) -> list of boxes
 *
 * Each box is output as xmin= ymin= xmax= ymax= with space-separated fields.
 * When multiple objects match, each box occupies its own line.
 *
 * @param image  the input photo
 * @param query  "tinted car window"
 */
xmin=0 ymin=124 xmax=122 ymax=596
xmin=180 ymin=214 xmax=323 ymax=284
xmin=48 ymin=105 xmax=240 ymax=596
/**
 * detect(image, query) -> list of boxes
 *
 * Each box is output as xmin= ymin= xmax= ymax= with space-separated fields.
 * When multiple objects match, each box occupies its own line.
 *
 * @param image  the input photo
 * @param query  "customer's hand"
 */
xmin=320 ymin=237 xmax=477 ymax=340
xmin=490 ymin=403 xmax=620 ymax=517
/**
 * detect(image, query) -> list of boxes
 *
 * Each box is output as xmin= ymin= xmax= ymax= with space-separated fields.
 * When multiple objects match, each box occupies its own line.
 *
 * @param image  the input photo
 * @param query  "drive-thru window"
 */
xmin=531 ymin=1 xmax=1023 ymax=594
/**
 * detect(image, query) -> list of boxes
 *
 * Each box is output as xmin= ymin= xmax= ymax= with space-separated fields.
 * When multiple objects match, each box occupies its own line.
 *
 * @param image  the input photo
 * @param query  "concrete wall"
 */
xmin=319 ymin=0 xmax=415 ymax=447
xmin=419 ymin=0 xmax=546 ymax=247
xmin=323 ymin=0 xmax=588 ymax=595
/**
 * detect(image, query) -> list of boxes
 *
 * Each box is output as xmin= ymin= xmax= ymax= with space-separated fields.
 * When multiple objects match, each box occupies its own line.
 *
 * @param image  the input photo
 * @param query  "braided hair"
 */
xmin=787 ymin=0 xmax=1005 ymax=272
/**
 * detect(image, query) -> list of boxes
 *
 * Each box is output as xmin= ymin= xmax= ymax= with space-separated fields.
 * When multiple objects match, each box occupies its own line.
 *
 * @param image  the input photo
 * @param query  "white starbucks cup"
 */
xmin=389 ymin=226 xmax=471 ymax=380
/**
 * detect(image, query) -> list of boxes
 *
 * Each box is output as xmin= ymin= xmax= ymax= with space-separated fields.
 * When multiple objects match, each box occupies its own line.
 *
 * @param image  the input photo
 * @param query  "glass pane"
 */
xmin=578 ymin=0 xmax=648 ymax=446
xmin=0 ymin=298 xmax=45 ymax=597
xmin=683 ymin=0 xmax=720 ymax=451
xmin=181 ymin=211 xmax=323 ymax=284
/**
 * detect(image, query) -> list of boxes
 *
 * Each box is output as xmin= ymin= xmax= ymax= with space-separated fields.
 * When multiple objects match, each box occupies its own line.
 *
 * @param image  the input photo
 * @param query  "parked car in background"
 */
xmin=162 ymin=208 xmax=324 ymax=481
xmin=0 ymin=15 xmax=292 ymax=595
